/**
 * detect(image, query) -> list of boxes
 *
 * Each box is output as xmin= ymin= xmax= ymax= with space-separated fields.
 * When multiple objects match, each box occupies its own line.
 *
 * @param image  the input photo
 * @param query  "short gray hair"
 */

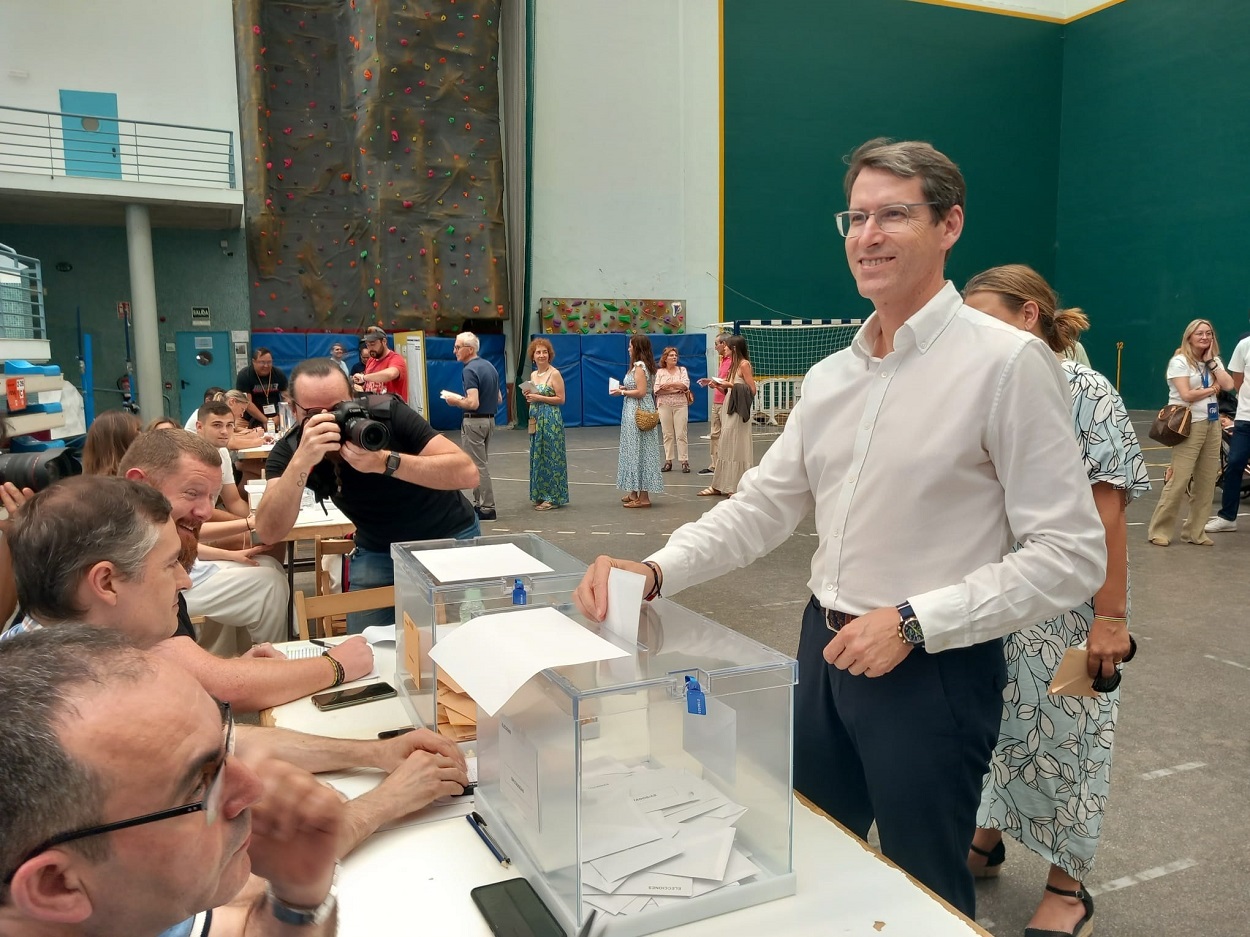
xmin=0 ymin=627 xmax=152 ymax=901
xmin=843 ymin=137 xmax=966 ymax=220
xmin=456 ymin=332 xmax=480 ymax=353
xmin=10 ymin=477 xmax=172 ymax=624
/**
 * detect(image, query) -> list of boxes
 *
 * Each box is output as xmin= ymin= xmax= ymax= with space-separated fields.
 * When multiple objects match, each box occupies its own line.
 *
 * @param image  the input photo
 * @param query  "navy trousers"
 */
xmin=1218 ymin=419 xmax=1250 ymax=521
xmin=793 ymin=596 xmax=1006 ymax=918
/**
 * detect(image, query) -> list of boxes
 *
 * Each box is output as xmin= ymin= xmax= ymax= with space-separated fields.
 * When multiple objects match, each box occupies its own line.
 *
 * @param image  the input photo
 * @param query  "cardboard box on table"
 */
xmin=474 ymin=597 xmax=798 ymax=937
xmin=391 ymin=534 xmax=587 ymax=733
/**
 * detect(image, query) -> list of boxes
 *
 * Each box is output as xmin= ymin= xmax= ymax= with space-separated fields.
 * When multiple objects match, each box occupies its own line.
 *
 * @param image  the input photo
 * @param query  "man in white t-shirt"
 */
xmin=1206 ymin=333 xmax=1250 ymax=532
xmin=196 ymin=401 xmax=250 ymax=519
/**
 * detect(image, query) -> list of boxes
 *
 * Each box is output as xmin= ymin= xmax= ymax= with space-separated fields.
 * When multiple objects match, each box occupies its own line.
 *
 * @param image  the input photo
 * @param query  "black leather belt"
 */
xmin=463 ymin=414 xmax=494 ymax=418
xmin=825 ymin=608 xmax=857 ymax=633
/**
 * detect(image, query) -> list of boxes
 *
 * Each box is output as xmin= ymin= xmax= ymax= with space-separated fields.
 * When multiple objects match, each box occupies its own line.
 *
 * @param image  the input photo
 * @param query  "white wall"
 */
xmin=530 ymin=0 xmax=721 ymax=333
xmin=907 ymin=0 xmax=1122 ymax=20
xmin=0 ymin=0 xmax=243 ymax=185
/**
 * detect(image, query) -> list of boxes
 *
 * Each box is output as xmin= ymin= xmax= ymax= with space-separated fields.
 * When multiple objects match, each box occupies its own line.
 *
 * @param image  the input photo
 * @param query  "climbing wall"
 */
xmin=234 ymin=0 xmax=508 ymax=333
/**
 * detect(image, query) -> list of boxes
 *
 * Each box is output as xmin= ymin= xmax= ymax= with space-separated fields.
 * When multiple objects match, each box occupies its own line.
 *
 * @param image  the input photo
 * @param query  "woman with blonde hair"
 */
xmin=963 ymin=264 xmax=1149 ymax=937
xmin=82 ymin=409 xmax=142 ymax=476
xmin=1146 ymin=318 xmax=1234 ymax=546
xmin=653 ymin=346 xmax=692 ymax=473
xmin=522 ymin=337 xmax=569 ymax=510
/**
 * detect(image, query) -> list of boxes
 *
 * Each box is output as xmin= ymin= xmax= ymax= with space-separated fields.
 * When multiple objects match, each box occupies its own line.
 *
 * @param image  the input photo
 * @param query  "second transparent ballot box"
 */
xmin=391 ymin=533 xmax=586 ymax=732
xmin=474 ymin=598 xmax=798 ymax=937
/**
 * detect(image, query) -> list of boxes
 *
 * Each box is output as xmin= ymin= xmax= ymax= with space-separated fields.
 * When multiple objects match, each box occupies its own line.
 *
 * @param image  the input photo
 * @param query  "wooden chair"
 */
xmin=292 ymin=586 xmax=394 ymax=640
xmin=314 ymin=536 xmax=354 ymax=595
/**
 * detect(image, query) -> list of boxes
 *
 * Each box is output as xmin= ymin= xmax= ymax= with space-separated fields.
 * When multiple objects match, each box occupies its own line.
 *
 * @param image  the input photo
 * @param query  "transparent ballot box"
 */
xmin=475 ymin=598 xmax=798 ymax=937
xmin=391 ymin=534 xmax=586 ymax=733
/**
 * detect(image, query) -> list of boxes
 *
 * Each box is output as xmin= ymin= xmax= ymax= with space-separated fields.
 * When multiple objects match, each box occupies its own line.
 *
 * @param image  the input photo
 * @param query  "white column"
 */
xmin=124 ymin=204 xmax=163 ymax=422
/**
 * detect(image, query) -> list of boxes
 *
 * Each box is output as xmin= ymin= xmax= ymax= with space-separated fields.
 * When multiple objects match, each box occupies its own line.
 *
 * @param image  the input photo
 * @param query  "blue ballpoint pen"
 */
xmin=467 ymin=811 xmax=511 ymax=867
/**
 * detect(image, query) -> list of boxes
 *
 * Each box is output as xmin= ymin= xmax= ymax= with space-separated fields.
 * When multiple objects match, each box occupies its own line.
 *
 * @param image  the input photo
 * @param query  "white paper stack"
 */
xmin=577 ymin=761 xmax=758 ymax=919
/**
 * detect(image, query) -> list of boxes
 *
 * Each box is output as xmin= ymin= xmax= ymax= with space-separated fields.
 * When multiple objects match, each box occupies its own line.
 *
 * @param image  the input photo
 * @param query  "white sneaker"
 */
xmin=1204 ymin=515 xmax=1238 ymax=533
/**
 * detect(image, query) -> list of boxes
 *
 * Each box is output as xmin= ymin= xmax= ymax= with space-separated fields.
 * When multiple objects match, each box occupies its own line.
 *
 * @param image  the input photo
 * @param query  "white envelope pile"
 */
xmin=578 ymin=760 xmax=759 ymax=918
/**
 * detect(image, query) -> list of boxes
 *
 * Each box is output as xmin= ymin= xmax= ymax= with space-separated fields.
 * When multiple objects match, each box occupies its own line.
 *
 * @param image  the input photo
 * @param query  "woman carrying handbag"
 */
xmin=1146 ymin=318 xmax=1234 ymax=546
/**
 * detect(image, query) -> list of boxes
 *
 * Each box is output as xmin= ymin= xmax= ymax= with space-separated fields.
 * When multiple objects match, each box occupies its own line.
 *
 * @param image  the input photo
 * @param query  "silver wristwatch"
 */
xmin=266 ymin=865 xmax=339 ymax=927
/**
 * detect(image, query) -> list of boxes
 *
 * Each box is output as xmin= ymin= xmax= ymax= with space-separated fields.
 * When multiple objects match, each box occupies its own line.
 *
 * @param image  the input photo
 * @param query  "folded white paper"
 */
xmin=410 ymin=542 xmax=554 ymax=584
xmin=428 ymin=606 xmax=629 ymax=716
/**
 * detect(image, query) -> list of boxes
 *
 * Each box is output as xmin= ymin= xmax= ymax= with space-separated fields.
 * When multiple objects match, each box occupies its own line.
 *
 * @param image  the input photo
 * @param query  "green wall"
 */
xmin=723 ymin=0 xmax=1064 ymax=324
xmin=0 ymin=225 xmax=249 ymax=418
xmin=1056 ymin=0 xmax=1250 ymax=408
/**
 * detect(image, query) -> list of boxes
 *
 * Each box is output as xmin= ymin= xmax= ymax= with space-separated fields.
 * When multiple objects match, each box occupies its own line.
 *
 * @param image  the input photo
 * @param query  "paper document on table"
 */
xmin=361 ymin=625 xmax=395 ymax=646
xmin=410 ymin=542 xmax=554 ymax=583
xmin=428 ymin=606 xmax=629 ymax=716
xmin=604 ymin=567 xmax=645 ymax=645
xmin=1048 ymin=647 xmax=1099 ymax=698
xmin=609 ymin=377 xmax=621 ymax=394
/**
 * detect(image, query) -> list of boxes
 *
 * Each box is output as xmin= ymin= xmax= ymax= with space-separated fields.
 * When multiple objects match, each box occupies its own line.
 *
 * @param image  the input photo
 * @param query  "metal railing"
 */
xmin=0 ymin=105 xmax=236 ymax=189
xmin=0 ymin=245 xmax=46 ymax=341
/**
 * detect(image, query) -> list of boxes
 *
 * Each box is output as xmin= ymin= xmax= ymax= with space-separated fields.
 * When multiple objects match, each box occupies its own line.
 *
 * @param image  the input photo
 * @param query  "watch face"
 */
xmin=901 ymin=617 xmax=924 ymax=645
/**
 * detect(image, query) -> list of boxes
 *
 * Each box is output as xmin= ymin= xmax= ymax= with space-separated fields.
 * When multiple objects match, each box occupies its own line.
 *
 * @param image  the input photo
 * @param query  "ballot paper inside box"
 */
xmin=474 ymin=597 xmax=798 ymax=937
xmin=390 ymin=534 xmax=587 ymax=734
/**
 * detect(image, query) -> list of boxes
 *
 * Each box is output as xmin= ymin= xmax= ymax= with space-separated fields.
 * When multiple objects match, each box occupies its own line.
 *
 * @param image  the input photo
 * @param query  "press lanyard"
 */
xmin=1203 ymin=366 xmax=1218 ymax=421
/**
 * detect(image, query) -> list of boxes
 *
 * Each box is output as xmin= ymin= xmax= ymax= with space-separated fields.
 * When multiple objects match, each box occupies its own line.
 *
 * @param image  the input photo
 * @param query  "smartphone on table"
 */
xmin=311 ymin=681 xmax=396 ymax=711
xmin=470 ymin=878 xmax=564 ymax=937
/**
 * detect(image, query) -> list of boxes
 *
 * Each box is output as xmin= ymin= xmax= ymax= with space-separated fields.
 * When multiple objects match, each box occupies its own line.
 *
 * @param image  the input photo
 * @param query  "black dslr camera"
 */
xmin=328 ymin=399 xmax=391 ymax=451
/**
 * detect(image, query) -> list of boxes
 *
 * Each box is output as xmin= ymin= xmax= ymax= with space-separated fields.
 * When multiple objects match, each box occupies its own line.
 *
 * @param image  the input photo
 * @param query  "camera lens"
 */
xmin=349 ymin=418 xmax=391 ymax=451
xmin=0 ymin=450 xmax=81 ymax=492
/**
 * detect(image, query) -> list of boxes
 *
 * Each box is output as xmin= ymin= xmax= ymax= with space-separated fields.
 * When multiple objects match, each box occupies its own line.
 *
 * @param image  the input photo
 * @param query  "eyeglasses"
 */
xmin=3 ymin=702 xmax=235 ymax=884
xmin=835 ymin=202 xmax=938 ymax=238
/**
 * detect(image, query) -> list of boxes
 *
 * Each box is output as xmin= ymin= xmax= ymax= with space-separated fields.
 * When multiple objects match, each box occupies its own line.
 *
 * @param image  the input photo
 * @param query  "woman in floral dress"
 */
xmin=523 ymin=337 xmax=568 ymax=511
xmin=964 ymin=265 xmax=1149 ymax=937
xmin=614 ymin=334 xmax=664 ymax=508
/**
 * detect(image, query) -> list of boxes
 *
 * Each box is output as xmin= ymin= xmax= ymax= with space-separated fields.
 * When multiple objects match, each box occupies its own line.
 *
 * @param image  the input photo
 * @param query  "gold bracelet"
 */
xmin=1093 ymin=614 xmax=1127 ymax=623
xmin=325 ymin=654 xmax=346 ymax=687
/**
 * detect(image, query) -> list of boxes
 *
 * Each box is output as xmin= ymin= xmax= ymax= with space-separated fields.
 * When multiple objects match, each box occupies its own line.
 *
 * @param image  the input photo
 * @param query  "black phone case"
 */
xmin=470 ymin=878 xmax=564 ymax=937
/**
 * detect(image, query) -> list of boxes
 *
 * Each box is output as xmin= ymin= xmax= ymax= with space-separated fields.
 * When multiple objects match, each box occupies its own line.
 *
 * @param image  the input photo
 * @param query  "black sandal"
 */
xmin=661 ymin=461 xmax=672 ymax=472
xmin=1024 ymin=884 xmax=1094 ymax=937
xmin=968 ymin=839 xmax=1005 ymax=879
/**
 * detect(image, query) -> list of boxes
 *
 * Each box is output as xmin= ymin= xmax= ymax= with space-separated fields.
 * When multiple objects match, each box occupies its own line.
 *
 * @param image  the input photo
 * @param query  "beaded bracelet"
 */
xmin=640 ymin=560 xmax=663 ymax=602
xmin=326 ymin=654 xmax=346 ymax=687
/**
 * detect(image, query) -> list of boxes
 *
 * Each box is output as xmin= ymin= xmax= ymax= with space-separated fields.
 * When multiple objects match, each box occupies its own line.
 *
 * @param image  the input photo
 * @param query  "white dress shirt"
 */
xmin=648 ymin=282 xmax=1106 ymax=653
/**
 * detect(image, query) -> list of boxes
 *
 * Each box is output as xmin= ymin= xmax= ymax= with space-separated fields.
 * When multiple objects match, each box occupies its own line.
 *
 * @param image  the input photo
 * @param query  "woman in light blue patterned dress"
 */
xmin=614 ymin=334 xmax=664 ymax=508
xmin=964 ymin=266 xmax=1149 ymax=937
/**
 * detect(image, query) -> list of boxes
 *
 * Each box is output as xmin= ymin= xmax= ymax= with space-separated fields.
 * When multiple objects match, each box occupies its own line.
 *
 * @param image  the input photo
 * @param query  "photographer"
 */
xmin=256 ymin=359 xmax=480 ymax=633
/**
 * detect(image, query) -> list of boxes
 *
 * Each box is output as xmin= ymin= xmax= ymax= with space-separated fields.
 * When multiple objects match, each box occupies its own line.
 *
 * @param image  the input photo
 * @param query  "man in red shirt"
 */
xmin=354 ymin=326 xmax=409 ymax=401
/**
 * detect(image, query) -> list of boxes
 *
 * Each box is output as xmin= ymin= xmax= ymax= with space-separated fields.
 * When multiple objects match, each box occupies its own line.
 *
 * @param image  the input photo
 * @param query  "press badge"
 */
xmin=1208 ymin=401 xmax=1219 ymax=421
xmin=263 ymin=404 xmax=277 ymax=415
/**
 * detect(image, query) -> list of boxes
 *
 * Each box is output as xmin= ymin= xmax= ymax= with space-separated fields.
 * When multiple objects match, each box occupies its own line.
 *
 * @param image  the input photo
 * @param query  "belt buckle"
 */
xmin=825 ymin=608 xmax=854 ymax=633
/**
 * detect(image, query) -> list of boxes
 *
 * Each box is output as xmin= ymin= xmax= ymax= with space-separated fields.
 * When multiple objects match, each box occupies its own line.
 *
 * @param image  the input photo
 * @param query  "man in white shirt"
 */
xmin=573 ymin=138 xmax=1106 ymax=917
xmin=1206 ymin=331 xmax=1250 ymax=532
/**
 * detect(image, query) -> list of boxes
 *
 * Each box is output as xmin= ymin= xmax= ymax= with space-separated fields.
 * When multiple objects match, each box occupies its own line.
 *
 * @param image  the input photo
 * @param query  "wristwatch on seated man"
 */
xmin=896 ymin=601 xmax=925 ymax=648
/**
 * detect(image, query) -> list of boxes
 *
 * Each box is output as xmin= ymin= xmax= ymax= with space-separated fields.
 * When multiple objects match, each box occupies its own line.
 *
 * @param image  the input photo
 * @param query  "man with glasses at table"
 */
xmin=256 ymin=358 xmax=480 ymax=633
xmin=0 ymin=626 xmax=345 ymax=937
xmin=573 ymin=138 xmax=1105 ymax=918
xmin=2 ymin=476 xmax=470 ymax=850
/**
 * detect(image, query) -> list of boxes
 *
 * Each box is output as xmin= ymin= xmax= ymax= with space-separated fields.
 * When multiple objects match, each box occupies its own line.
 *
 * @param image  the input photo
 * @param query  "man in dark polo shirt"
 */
xmin=256 ymin=358 xmax=481 ymax=633
xmin=234 ymin=346 xmax=288 ymax=428
xmin=443 ymin=331 xmax=502 ymax=520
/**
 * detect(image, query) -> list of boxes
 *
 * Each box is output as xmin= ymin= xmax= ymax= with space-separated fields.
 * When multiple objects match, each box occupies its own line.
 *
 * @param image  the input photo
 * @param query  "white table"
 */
xmin=268 ymin=647 xmax=989 ymax=937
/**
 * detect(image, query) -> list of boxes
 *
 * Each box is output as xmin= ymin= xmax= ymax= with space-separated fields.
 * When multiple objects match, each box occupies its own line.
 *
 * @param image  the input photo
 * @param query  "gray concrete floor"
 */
xmin=315 ymin=416 xmax=1249 ymax=935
